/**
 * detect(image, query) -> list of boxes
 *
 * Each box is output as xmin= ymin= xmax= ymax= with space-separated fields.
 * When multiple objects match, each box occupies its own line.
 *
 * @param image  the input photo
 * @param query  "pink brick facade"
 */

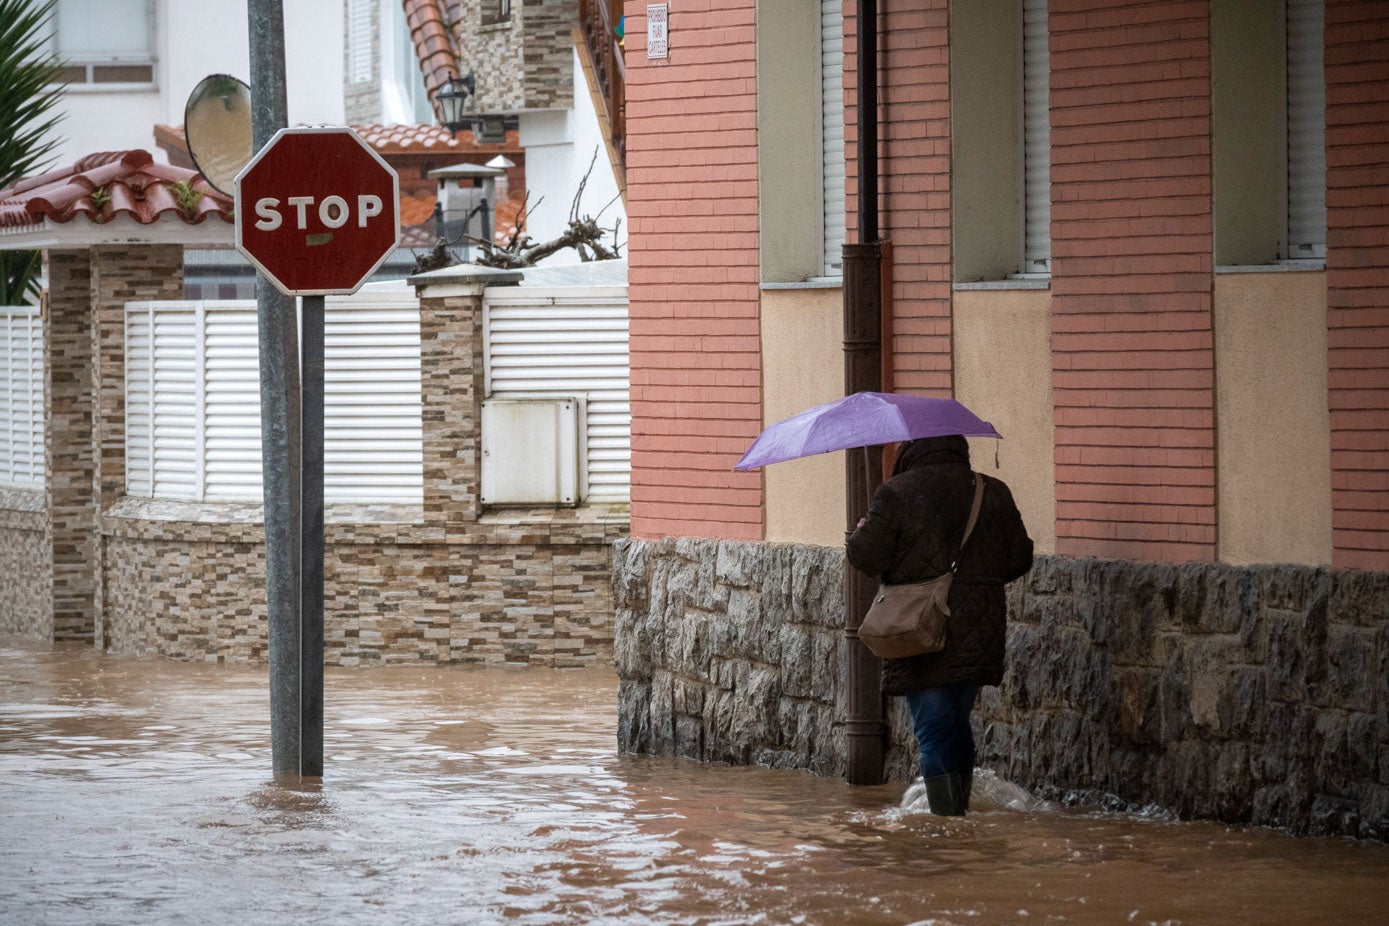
xmin=1048 ymin=0 xmax=1217 ymax=562
xmin=624 ymin=0 xmax=764 ymax=540
xmin=845 ymin=1 xmax=954 ymax=397
xmin=1325 ymin=0 xmax=1389 ymax=570
xmin=622 ymin=0 xmax=1387 ymax=571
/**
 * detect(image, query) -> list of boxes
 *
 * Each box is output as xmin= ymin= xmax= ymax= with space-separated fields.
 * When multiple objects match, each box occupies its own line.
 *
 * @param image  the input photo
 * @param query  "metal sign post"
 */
xmin=242 ymin=5 xmax=399 ymax=779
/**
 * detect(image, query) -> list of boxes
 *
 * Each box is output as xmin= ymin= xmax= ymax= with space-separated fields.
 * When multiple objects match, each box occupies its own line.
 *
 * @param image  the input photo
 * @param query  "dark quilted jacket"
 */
xmin=845 ymin=439 xmax=1033 ymax=694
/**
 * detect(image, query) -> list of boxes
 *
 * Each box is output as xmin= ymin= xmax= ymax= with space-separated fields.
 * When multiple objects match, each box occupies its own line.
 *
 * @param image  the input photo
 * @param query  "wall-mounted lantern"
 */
xmin=437 ymin=71 xmax=509 ymax=145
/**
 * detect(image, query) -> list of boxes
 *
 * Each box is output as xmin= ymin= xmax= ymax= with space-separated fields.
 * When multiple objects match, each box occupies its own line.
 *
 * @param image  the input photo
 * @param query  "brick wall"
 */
xmin=454 ymin=0 xmax=527 ymax=111
xmin=623 ymin=0 xmax=764 ymax=541
xmin=846 ymin=0 xmax=953 ymax=396
xmin=90 ymin=245 xmax=184 ymax=646
xmin=1048 ymin=0 xmax=1217 ymax=563
xmin=1325 ymin=0 xmax=1389 ymax=571
xmin=522 ymin=0 xmax=576 ymax=110
xmin=45 ymin=250 xmax=96 ymax=641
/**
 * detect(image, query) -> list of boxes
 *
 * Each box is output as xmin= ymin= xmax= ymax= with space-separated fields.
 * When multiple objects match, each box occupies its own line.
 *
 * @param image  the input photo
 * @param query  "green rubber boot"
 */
xmin=924 ymin=774 xmax=964 ymax=816
xmin=960 ymin=770 xmax=973 ymax=812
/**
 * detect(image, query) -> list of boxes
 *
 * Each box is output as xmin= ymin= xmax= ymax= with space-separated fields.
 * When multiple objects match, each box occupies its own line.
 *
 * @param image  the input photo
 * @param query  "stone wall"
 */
xmin=0 ymin=489 xmax=50 ymax=639
xmin=102 ymin=498 xmax=625 ymax=666
xmin=614 ymin=538 xmax=1389 ymax=839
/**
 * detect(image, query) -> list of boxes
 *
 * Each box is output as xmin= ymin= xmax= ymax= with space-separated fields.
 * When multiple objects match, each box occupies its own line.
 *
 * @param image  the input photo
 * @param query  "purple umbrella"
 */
xmin=734 ymin=392 xmax=1001 ymax=471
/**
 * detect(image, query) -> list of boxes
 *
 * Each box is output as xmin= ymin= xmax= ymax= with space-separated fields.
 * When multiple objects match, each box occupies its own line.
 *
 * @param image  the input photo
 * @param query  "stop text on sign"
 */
xmin=253 ymin=194 xmax=386 ymax=232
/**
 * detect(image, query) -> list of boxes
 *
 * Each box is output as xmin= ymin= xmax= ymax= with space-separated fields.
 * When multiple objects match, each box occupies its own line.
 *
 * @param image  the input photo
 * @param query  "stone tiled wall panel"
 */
xmin=103 ymin=536 xmax=268 ymax=661
xmin=0 ymin=513 xmax=51 ymax=640
xmin=521 ymin=0 xmax=575 ymax=110
xmin=614 ymin=539 xmax=1389 ymax=840
xmin=453 ymin=0 xmax=526 ymax=110
xmin=99 ymin=507 xmax=623 ymax=668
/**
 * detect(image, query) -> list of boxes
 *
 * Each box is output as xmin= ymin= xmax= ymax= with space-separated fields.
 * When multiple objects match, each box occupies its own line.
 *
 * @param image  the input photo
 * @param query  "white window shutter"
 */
xmin=347 ymin=0 xmax=375 ymax=84
xmin=822 ymin=0 xmax=846 ymax=276
xmin=124 ymin=303 xmax=154 ymax=496
xmin=203 ymin=303 xmax=263 ymax=500
xmin=1286 ymin=0 xmax=1326 ymax=259
xmin=483 ymin=286 xmax=631 ymax=503
xmin=0 ymin=306 xmax=44 ymax=488
xmin=1023 ymin=0 xmax=1051 ymax=273
xmin=323 ymin=292 xmax=424 ymax=504
xmin=151 ymin=305 xmax=198 ymax=498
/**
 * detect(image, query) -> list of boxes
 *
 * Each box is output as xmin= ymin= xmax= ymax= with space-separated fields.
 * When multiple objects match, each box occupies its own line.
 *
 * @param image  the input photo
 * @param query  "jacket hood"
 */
xmin=892 ymin=434 xmax=971 ymax=476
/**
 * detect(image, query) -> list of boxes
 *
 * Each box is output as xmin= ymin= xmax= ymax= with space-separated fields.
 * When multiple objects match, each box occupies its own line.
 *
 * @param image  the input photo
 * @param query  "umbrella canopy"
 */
xmin=734 ymin=392 xmax=1002 ymax=471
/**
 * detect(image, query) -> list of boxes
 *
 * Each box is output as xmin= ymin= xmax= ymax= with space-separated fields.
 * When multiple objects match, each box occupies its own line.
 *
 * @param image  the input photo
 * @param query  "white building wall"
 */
xmin=517 ymin=49 xmax=627 ymax=264
xmin=51 ymin=0 xmax=344 ymax=169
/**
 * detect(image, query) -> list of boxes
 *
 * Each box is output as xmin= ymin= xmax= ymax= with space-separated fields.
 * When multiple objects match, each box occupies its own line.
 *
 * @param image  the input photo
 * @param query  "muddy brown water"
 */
xmin=2 ymin=641 xmax=1386 ymax=926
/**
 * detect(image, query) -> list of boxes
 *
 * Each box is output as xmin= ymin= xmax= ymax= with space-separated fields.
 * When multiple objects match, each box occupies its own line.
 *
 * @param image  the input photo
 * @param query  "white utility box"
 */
xmin=480 ymin=397 xmax=581 ymax=505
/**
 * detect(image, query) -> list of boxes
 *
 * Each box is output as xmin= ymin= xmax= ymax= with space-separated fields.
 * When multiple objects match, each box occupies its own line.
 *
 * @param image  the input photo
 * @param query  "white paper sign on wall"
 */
xmin=647 ymin=3 xmax=669 ymax=59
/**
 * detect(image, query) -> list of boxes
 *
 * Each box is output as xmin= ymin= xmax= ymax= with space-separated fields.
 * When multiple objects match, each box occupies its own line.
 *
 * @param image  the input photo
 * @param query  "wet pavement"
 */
xmin=2 ymin=640 xmax=1387 ymax=925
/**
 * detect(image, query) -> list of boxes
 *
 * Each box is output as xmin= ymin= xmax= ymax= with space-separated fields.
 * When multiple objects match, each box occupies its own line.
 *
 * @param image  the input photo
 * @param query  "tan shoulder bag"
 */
xmin=859 ymin=472 xmax=985 ymax=660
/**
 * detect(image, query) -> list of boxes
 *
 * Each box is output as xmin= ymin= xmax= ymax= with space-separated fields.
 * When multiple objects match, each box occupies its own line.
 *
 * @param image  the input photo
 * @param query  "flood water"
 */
xmin=2 ymin=641 xmax=1387 ymax=926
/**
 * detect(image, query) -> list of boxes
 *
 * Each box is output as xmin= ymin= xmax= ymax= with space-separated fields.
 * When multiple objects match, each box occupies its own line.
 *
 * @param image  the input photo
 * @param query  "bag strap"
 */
xmin=948 ymin=472 xmax=986 ymax=574
xmin=878 ymin=471 xmax=986 ymax=582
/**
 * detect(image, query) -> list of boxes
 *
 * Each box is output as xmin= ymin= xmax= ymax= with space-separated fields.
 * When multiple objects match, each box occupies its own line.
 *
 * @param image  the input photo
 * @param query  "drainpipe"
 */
xmin=842 ymin=0 xmax=884 ymax=786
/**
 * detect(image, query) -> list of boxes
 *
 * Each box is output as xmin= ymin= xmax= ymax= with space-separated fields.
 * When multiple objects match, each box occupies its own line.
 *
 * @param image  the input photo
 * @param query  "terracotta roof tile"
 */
xmin=0 ymin=150 xmax=233 ymax=229
xmin=403 ymin=0 xmax=457 ymax=120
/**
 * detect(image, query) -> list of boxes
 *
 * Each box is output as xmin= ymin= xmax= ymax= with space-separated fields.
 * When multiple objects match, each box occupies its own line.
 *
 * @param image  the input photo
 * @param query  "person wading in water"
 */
xmin=847 ymin=434 xmax=1033 ymax=815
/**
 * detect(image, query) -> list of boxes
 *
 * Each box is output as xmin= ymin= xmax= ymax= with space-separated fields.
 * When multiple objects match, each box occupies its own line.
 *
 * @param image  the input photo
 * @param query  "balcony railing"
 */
xmin=578 ymin=0 xmax=625 ymax=172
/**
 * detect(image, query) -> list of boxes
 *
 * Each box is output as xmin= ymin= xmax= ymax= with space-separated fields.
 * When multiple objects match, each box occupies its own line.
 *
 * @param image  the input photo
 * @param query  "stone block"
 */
xmin=1347 ymin=711 xmax=1378 ymax=785
xmin=715 ymin=539 xmax=760 ymax=588
xmin=611 ymin=538 xmax=651 ymax=610
xmin=1329 ymin=569 xmax=1389 ymax=628
xmin=1213 ymin=743 xmax=1254 ymax=822
xmin=1116 ymin=668 xmax=1161 ymax=746
xmin=1356 ymin=784 xmax=1389 ymax=841
xmin=1378 ymin=625 xmax=1389 ymax=745
xmin=674 ymin=714 xmax=705 ymax=761
xmin=778 ymin=624 xmax=813 ymax=699
xmin=1321 ymin=625 xmax=1377 ymax=713
xmin=649 ymin=671 xmax=675 ymax=755
xmin=1200 ymin=564 xmax=1261 ymax=636
xmin=617 ymin=679 xmax=652 ymax=754
xmin=810 ymin=629 xmax=840 ymax=703
xmin=1266 ymin=612 xmax=1307 ymax=701
xmin=1312 ymin=709 xmax=1351 ymax=796
xmin=673 ymin=677 xmax=705 ymax=716
xmin=1255 ymin=564 xmax=1327 ymax=615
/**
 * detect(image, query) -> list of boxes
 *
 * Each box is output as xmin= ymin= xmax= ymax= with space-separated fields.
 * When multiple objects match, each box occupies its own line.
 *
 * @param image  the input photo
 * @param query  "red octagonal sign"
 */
xmin=235 ymin=127 xmax=400 ymax=296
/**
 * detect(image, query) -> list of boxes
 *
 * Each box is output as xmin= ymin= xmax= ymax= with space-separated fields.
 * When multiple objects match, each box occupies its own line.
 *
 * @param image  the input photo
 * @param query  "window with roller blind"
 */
xmin=1213 ymin=0 xmax=1326 ymax=267
xmin=1284 ymin=0 xmax=1325 ymax=260
xmin=950 ymin=0 xmax=1048 ymax=283
xmin=49 ymin=0 xmax=155 ymax=87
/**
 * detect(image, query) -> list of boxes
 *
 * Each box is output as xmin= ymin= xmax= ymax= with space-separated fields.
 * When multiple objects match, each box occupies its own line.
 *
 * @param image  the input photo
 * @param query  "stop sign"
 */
xmin=234 ymin=127 xmax=400 ymax=296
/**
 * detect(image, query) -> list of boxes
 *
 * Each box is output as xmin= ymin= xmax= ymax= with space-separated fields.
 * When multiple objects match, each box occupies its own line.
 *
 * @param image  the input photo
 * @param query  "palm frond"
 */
xmin=0 ymin=0 xmax=65 ymax=192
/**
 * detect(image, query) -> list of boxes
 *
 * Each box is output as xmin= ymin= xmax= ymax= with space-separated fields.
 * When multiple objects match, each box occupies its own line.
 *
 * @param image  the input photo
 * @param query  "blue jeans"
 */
xmin=905 ymin=684 xmax=980 ymax=780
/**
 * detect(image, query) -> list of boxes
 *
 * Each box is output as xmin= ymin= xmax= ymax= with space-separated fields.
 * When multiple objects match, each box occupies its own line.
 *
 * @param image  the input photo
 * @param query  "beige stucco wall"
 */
xmin=953 ymin=288 xmax=1056 ymax=554
xmin=762 ymin=287 xmax=846 ymax=547
xmin=1215 ymin=271 xmax=1332 ymax=566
